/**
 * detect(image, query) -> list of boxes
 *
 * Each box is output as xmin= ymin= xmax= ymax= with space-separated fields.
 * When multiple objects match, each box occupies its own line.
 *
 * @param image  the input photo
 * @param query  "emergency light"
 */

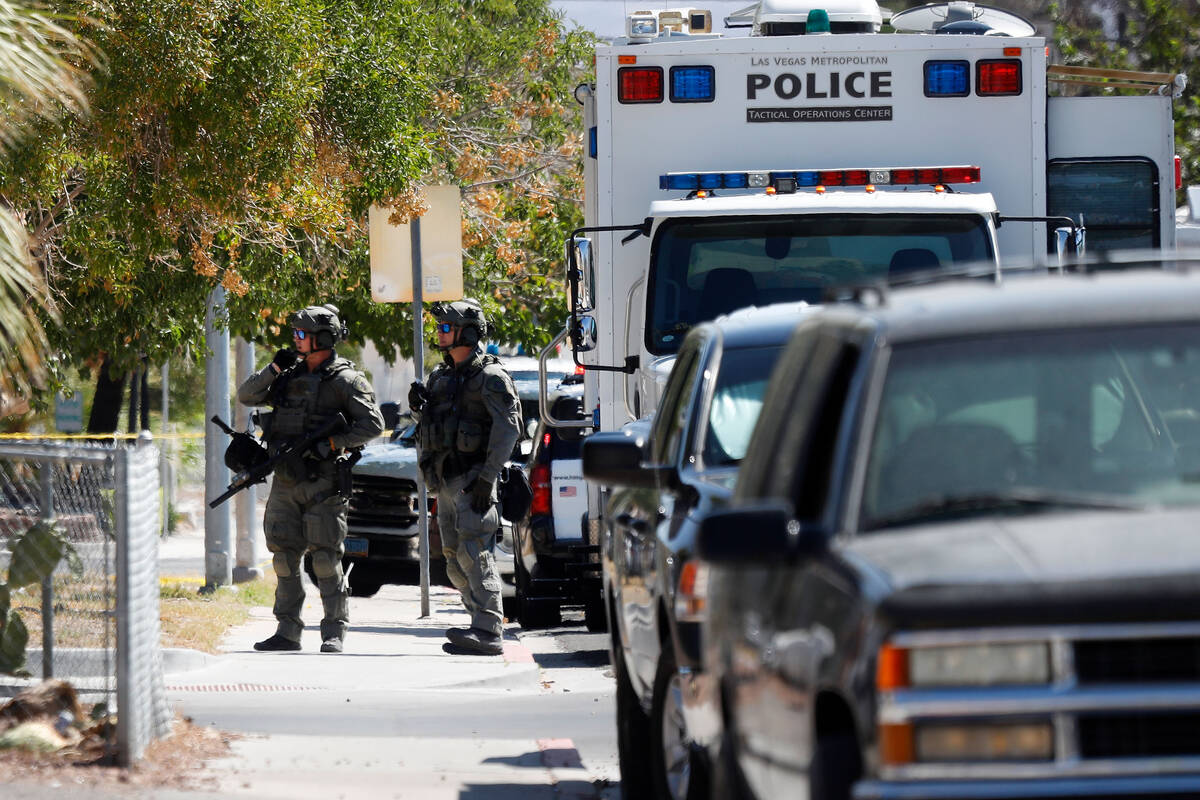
xmin=659 ymin=166 xmax=981 ymax=191
xmin=925 ymin=61 xmax=970 ymax=96
xmin=670 ymin=66 xmax=715 ymax=102
xmin=619 ymin=66 xmax=664 ymax=103
xmin=977 ymin=60 xmax=1022 ymax=95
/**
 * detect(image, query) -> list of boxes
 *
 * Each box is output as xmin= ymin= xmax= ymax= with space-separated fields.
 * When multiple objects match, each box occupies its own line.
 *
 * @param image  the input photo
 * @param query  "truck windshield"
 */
xmin=646 ymin=213 xmax=993 ymax=354
xmin=861 ymin=324 xmax=1200 ymax=530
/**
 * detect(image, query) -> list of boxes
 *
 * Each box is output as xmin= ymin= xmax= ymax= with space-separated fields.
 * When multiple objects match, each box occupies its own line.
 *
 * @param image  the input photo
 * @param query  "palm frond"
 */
xmin=0 ymin=0 xmax=100 ymax=150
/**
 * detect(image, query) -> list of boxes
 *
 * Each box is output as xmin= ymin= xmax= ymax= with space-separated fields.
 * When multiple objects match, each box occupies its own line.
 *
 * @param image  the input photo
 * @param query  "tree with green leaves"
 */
xmin=0 ymin=0 xmax=593 ymax=429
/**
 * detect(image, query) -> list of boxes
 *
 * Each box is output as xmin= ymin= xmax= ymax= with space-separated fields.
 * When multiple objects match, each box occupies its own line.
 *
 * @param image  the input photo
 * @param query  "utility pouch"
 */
xmin=440 ymin=415 xmax=460 ymax=449
xmin=456 ymin=420 xmax=484 ymax=454
xmin=253 ymin=409 xmax=274 ymax=439
xmin=336 ymin=449 xmax=362 ymax=500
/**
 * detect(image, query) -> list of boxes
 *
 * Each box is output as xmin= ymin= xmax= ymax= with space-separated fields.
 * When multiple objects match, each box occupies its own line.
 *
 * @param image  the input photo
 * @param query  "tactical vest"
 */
xmin=265 ymin=359 xmax=355 ymax=454
xmin=419 ymin=353 xmax=499 ymax=461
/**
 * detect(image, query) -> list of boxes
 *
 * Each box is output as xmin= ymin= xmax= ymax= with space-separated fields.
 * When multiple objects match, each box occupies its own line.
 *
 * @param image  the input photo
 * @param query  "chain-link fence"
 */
xmin=0 ymin=437 xmax=171 ymax=764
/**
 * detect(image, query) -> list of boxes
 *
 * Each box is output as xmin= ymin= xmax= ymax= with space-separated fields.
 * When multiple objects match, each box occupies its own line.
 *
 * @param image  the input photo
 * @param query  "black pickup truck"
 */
xmin=696 ymin=264 xmax=1200 ymax=800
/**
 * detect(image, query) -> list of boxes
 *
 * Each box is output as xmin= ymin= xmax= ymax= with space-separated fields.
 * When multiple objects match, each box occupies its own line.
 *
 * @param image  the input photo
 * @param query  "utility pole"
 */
xmin=203 ymin=286 xmax=232 ymax=591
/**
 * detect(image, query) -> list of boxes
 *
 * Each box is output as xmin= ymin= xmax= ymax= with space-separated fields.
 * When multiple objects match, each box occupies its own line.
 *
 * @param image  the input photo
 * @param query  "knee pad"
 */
xmin=273 ymin=552 xmax=293 ymax=577
xmin=311 ymin=549 xmax=340 ymax=579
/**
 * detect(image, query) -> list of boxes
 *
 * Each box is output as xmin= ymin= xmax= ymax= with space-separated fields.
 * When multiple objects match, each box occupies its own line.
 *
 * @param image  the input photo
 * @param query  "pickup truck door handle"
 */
xmin=616 ymin=512 xmax=650 ymax=534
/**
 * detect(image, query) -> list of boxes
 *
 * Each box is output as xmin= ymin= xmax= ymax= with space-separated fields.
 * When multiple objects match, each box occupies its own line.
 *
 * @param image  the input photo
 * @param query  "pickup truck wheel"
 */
xmin=614 ymin=636 xmax=654 ymax=799
xmin=809 ymin=734 xmax=860 ymax=800
xmin=345 ymin=566 xmax=382 ymax=598
xmin=651 ymin=645 xmax=709 ymax=800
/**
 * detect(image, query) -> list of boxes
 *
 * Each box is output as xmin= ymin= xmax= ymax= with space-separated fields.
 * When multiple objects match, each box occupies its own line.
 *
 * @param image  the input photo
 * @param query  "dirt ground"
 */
xmin=0 ymin=714 xmax=235 ymax=792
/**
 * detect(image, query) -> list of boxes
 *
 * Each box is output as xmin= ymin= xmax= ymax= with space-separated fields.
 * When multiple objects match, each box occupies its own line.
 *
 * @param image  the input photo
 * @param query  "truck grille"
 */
xmin=1079 ymin=711 xmax=1200 ymax=758
xmin=348 ymin=474 xmax=418 ymax=531
xmin=1074 ymin=637 xmax=1200 ymax=683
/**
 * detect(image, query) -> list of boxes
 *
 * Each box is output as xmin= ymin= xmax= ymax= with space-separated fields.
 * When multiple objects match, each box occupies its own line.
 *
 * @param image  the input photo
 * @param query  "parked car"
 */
xmin=582 ymin=303 xmax=806 ymax=800
xmin=496 ymin=353 xmax=578 ymax=429
xmin=510 ymin=381 xmax=602 ymax=629
xmin=695 ymin=265 xmax=1200 ymax=800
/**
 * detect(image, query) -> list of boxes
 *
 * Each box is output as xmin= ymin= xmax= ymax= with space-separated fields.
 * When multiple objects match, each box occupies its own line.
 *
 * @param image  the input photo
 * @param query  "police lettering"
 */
xmin=747 ymin=71 xmax=892 ymax=100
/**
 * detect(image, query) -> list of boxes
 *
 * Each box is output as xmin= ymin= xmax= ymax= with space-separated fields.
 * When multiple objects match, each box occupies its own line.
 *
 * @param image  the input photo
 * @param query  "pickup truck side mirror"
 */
xmin=696 ymin=502 xmax=827 ymax=564
xmin=582 ymin=430 xmax=675 ymax=489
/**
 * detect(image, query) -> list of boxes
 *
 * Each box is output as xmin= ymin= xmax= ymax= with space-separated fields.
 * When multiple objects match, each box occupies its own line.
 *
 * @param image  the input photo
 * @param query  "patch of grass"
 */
xmin=158 ymin=575 xmax=276 ymax=654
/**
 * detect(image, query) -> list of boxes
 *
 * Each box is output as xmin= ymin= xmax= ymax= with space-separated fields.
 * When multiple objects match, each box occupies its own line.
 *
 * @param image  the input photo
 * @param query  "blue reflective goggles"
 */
xmin=437 ymin=322 xmax=454 ymax=334
xmin=292 ymin=329 xmax=308 ymax=340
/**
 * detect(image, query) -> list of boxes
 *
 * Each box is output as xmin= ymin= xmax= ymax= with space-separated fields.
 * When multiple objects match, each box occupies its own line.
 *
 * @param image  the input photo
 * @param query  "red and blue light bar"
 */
xmin=659 ymin=166 xmax=981 ymax=191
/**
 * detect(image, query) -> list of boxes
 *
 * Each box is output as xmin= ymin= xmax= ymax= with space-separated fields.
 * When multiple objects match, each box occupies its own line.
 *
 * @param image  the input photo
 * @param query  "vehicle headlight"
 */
xmin=878 ymin=641 xmax=1051 ymax=688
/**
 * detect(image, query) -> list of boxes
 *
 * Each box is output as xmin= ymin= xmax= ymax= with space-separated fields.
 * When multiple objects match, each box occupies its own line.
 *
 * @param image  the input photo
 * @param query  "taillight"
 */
xmin=977 ymin=60 xmax=1021 ymax=95
xmin=1176 ymin=154 xmax=1183 ymax=190
xmin=618 ymin=67 xmax=664 ymax=104
xmin=674 ymin=560 xmax=708 ymax=621
xmin=530 ymin=462 xmax=551 ymax=515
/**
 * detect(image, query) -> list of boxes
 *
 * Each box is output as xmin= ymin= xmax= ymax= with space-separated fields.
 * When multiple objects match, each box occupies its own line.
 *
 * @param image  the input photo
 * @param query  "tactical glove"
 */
xmin=408 ymin=381 xmax=430 ymax=413
xmin=463 ymin=477 xmax=494 ymax=514
xmin=273 ymin=348 xmax=300 ymax=372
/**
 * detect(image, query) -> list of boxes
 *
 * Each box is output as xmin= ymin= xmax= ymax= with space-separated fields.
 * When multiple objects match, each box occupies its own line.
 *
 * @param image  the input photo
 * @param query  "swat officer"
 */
xmin=409 ymin=299 xmax=521 ymax=656
xmin=238 ymin=304 xmax=384 ymax=653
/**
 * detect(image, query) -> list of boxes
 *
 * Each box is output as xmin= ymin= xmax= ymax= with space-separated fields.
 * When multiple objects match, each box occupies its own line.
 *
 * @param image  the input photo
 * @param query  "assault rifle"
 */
xmin=208 ymin=413 xmax=347 ymax=508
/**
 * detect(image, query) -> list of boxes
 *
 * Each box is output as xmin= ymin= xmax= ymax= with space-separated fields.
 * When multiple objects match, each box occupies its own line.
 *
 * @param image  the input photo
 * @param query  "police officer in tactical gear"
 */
xmin=410 ymin=299 xmax=521 ymax=656
xmin=238 ymin=303 xmax=384 ymax=653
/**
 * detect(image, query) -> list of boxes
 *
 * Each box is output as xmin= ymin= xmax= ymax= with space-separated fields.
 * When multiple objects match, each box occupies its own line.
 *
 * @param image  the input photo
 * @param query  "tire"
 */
xmin=809 ymin=734 xmax=860 ymax=800
xmin=302 ymin=553 xmax=381 ymax=597
xmin=345 ymin=565 xmax=382 ymax=598
xmin=711 ymin=725 xmax=751 ymax=800
xmin=614 ymin=626 xmax=654 ymax=799
xmin=650 ymin=644 xmax=709 ymax=800
xmin=584 ymin=589 xmax=608 ymax=633
xmin=502 ymin=593 xmax=519 ymax=620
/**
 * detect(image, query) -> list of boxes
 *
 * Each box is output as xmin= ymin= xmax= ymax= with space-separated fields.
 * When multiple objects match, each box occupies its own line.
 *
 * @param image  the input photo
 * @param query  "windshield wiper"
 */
xmin=868 ymin=487 xmax=1143 ymax=530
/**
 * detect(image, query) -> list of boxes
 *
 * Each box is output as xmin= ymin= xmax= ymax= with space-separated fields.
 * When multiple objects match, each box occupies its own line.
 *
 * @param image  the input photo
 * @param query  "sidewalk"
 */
xmin=148 ymin=489 xmax=618 ymax=799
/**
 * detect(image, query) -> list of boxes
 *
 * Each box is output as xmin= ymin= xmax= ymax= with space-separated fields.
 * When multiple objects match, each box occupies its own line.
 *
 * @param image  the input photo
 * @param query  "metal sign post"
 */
xmin=411 ymin=218 xmax=430 ymax=617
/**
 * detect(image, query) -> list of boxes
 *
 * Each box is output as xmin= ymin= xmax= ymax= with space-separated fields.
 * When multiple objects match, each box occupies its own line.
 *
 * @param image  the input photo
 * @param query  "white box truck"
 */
xmin=532 ymin=0 xmax=1183 ymax=624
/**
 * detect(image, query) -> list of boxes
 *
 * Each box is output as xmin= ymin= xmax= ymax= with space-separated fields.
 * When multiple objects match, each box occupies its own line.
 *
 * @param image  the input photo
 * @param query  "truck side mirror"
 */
xmin=568 ymin=237 xmax=595 ymax=314
xmin=572 ymin=315 xmax=598 ymax=353
xmin=1055 ymin=224 xmax=1086 ymax=267
xmin=696 ymin=503 xmax=827 ymax=564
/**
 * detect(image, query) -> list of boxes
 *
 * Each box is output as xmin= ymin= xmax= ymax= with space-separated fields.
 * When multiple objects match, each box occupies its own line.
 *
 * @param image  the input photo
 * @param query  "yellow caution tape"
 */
xmin=0 ymin=431 xmax=206 ymax=440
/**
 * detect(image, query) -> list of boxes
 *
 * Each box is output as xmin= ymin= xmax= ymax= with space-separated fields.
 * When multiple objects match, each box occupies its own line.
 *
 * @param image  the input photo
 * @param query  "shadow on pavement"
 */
xmin=532 ymin=649 xmax=609 ymax=669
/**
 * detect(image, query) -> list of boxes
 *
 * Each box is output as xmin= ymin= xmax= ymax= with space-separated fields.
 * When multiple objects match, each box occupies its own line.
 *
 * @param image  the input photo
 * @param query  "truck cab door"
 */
xmin=1047 ymin=95 xmax=1177 ymax=252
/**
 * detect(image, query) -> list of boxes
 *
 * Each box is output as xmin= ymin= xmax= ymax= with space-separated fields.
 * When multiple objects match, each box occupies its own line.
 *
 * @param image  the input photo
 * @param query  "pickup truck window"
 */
xmin=651 ymin=341 xmax=703 ymax=465
xmin=645 ymin=213 xmax=993 ymax=354
xmin=861 ymin=324 xmax=1200 ymax=530
xmin=701 ymin=344 xmax=785 ymax=467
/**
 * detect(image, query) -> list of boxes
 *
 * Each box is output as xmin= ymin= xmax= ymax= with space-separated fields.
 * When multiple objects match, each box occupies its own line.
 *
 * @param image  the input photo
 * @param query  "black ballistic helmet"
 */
xmin=431 ymin=299 xmax=487 ymax=348
xmin=288 ymin=303 xmax=347 ymax=350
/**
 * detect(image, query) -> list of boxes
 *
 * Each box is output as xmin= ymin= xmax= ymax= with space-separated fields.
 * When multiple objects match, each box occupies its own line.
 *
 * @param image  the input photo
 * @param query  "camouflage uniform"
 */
xmin=415 ymin=349 xmax=521 ymax=637
xmin=238 ymin=352 xmax=384 ymax=646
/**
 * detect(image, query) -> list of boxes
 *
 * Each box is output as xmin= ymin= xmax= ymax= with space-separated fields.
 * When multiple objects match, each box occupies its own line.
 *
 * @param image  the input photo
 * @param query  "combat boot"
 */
xmin=320 ymin=638 xmax=344 ymax=653
xmin=445 ymin=627 xmax=503 ymax=656
xmin=254 ymin=634 xmax=301 ymax=652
